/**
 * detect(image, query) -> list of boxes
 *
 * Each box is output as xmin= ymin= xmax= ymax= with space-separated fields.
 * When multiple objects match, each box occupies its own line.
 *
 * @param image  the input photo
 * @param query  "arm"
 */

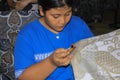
xmin=18 ymin=48 xmax=73 ymax=80
xmin=7 ymin=0 xmax=16 ymax=9
xmin=18 ymin=57 xmax=57 ymax=80
xmin=15 ymin=0 xmax=37 ymax=10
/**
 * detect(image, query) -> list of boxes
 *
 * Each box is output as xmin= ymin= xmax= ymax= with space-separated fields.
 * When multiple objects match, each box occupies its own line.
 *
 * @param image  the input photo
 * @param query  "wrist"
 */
xmin=47 ymin=56 xmax=58 ymax=67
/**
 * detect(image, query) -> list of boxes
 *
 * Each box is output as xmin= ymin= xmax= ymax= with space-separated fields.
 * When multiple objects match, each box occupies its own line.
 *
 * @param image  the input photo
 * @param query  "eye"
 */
xmin=65 ymin=12 xmax=71 ymax=16
xmin=53 ymin=14 xmax=60 ymax=19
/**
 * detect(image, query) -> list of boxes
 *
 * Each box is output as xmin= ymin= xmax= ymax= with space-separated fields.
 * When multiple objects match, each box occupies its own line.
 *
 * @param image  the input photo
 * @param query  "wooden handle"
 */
xmin=69 ymin=45 xmax=76 ymax=53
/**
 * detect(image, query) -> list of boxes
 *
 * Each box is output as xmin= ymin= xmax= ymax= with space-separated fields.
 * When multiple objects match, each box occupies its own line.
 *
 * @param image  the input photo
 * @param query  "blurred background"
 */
xmin=73 ymin=0 xmax=120 ymax=35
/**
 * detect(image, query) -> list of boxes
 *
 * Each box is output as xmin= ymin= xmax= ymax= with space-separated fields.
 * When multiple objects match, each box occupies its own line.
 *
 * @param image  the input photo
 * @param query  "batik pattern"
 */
xmin=0 ymin=10 xmax=39 ymax=80
xmin=71 ymin=29 xmax=120 ymax=80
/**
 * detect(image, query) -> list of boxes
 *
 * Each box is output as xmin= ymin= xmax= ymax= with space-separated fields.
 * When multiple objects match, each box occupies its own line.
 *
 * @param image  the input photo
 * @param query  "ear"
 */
xmin=38 ymin=6 xmax=44 ymax=16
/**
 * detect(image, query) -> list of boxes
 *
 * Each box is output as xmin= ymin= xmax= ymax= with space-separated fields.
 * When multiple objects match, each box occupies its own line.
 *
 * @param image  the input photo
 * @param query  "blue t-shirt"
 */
xmin=14 ymin=16 xmax=93 ymax=80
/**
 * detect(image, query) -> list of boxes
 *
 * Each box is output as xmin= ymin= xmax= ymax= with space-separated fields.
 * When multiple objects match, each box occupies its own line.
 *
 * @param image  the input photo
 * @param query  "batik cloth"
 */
xmin=71 ymin=29 xmax=120 ymax=80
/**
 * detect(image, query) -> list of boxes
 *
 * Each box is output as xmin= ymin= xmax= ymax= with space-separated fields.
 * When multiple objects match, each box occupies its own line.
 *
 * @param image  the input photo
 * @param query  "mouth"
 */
xmin=57 ymin=26 xmax=64 ymax=29
xmin=56 ymin=27 xmax=64 ymax=31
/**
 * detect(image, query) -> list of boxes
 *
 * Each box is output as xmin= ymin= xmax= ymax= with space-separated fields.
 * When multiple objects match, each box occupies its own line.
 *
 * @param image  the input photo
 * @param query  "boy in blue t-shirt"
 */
xmin=14 ymin=0 xmax=94 ymax=80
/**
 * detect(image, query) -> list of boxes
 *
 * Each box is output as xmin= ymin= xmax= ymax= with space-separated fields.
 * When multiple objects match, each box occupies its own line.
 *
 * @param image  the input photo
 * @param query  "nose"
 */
xmin=59 ymin=17 xmax=65 ymax=25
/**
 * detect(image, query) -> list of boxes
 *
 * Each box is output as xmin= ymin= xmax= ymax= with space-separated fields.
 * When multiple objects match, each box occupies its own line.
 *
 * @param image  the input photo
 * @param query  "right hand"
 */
xmin=49 ymin=48 xmax=73 ymax=67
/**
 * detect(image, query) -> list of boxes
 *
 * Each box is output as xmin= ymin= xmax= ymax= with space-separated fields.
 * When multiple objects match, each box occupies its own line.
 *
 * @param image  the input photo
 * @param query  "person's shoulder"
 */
xmin=69 ymin=15 xmax=86 ymax=25
xmin=70 ymin=15 xmax=86 ymax=24
xmin=71 ymin=15 xmax=83 ymax=21
xmin=22 ymin=19 xmax=39 ymax=30
xmin=19 ymin=19 xmax=39 ymax=34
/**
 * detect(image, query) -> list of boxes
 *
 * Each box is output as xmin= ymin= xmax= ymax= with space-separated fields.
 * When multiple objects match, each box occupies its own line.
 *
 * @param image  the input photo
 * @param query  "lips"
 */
xmin=58 ymin=25 xmax=65 ymax=28
xmin=57 ymin=26 xmax=64 ymax=30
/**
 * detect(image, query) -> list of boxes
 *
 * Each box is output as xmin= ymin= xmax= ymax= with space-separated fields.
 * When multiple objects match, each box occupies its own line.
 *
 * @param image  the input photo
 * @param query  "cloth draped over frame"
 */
xmin=71 ymin=29 xmax=120 ymax=80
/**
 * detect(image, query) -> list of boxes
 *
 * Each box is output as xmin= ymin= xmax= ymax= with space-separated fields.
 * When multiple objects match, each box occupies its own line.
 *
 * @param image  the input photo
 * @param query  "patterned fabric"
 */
xmin=0 ymin=10 xmax=39 ymax=80
xmin=71 ymin=29 xmax=120 ymax=80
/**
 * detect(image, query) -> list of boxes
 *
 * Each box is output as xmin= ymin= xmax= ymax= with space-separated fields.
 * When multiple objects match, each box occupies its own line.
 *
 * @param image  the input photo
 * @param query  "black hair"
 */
xmin=38 ymin=0 xmax=74 ymax=11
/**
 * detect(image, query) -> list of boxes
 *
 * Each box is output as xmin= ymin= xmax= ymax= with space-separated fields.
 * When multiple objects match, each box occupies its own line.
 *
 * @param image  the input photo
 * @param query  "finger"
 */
xmin=60 ymin=55 xmax=73 ymax=66
xmin=61 ymin=46 xmax=75 ymax=58
xmin=60 ymin=59 xmax=71 ymax=66
xmin=60 ymin=48 xmax=74 ymax=58
xmin=68 ymin=45 xmax=76 ymax=53
xmin=55 ymin=48 xmax=68 ymax=58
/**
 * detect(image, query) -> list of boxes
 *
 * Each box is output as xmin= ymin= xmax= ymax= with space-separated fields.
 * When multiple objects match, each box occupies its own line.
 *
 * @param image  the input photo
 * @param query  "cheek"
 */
xmin=48 ymin=18 xmax=60 ymax=26
xmin=68 ymin=16 xmax=71 ymax=21
xmin=65 ymin=16 xmax=72 ymax=23
xmin=47 ymin=18 xmax=57 ymax=26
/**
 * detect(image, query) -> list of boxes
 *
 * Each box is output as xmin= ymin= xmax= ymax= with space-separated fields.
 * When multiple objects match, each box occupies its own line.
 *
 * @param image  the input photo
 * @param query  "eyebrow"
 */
xmin=51 ymin=8 xmax=72 ymax=15
xmin=67 ymin=9 xmax=72 ymax=13
xmin=65 ymin=8 xmax=72 ymax=12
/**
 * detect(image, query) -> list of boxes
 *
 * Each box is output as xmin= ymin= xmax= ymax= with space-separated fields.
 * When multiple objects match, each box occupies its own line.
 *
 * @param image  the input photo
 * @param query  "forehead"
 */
xmin=46 ymin=6 xmax=72 ymax=14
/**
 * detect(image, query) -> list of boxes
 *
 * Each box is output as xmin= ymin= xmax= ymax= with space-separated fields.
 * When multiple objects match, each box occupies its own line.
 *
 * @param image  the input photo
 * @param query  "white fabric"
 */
xmin=71 ymin=29 xmax=120 ymax=80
